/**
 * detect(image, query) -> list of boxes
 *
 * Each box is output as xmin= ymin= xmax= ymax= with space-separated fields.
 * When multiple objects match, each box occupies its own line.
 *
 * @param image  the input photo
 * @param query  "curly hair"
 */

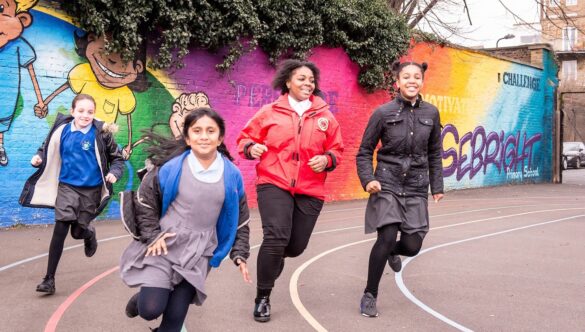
xmin=271 ymin=59 xmax=322 ymax=97
xmin=391 ymin=61 xmax=428 ymax=79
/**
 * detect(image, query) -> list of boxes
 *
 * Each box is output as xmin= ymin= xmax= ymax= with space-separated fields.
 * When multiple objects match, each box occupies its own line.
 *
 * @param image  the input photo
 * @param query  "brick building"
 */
xmin=541 ymin=0 xmax=585 ymax=143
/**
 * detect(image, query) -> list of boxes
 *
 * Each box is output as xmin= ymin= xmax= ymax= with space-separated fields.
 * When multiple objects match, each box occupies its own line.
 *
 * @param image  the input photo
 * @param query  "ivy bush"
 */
xmin=60 ymin=0 xmax=410 ymax=91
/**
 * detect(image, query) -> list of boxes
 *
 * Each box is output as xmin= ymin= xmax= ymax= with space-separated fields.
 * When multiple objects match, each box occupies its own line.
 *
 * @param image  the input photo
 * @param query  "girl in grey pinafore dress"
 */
xmin=120 ymin=158 xmax=224 ymax=305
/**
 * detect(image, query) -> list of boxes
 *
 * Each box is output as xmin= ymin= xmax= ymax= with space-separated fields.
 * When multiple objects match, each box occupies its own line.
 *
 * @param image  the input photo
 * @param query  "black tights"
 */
xmin=255 ymin=184 xmax=323 ymax=295
xmin=137 ymin=280 xmax=197 ymax=332
xmin=364 ymin=224 xmax=423 ymax=297
xmin=46 ymin=220 xmax=93 ymax=277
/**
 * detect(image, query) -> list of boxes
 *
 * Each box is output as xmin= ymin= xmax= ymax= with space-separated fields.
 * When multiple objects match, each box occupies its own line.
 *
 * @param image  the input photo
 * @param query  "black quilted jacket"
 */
xmin=356 ymin=95 xmax=444 ymax=197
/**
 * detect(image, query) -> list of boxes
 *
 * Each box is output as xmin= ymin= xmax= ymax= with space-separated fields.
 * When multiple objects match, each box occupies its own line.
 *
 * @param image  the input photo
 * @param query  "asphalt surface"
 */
xmin=1 ymin=169 xmax=584 ymax=332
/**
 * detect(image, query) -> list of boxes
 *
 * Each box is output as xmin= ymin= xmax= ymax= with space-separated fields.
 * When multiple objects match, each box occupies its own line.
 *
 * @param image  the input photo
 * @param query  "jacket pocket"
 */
xmin=384 ymin=118 xmax=406 ymax=138
xmin=415 ymin=117 xmax=433 ymax=147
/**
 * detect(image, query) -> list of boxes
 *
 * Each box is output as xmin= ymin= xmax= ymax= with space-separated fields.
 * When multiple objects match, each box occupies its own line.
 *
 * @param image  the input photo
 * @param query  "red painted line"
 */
xmin=44 ymin=266 xmax=119 ymax=332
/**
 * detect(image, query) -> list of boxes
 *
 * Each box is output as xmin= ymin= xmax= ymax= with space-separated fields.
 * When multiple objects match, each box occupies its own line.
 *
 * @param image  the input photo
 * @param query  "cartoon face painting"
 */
xmin=85 ymin=34 xmax=144 ymax=89
xmin=0 ymin=0 xmax=33 ymax=48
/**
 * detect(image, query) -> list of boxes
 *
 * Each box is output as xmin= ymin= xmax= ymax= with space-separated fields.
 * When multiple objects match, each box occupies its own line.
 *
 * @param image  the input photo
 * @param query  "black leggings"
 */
xmin=137 ymin=280 xmax=197 ymax=332
xmin=256 ymin=184 xmax=324 ymax=291
xmin=364 ymin=224 xmax=423 ymax=297
xmin=46 ymin=220 xmax=93 ymax=277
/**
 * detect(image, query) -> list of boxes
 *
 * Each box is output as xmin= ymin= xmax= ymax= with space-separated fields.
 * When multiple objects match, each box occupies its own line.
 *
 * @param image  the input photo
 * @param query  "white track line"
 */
xmin=395 ymin=214 xmax=585 ymax=332
xmin=0 ymin=235 xmax=129 ymax=273
xmin=289 ymin=209 xmax=585 ymax=331
xmin=1 ymin=204 xmax=582 ymax=273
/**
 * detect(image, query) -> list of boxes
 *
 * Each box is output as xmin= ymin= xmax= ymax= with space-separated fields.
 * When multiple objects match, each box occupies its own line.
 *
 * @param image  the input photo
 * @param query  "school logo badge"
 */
xmin=81 ymin=140 xmax=92 ymax=151
xmin=317 ymin=117 xmax=329 ymax=131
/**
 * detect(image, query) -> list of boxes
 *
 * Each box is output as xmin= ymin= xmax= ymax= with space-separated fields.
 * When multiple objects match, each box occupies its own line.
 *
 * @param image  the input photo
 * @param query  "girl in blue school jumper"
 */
xmin=119 ymin=107 xmax=251 ymax=332
xmin=20 ymin=93 xmax=124 ymax=295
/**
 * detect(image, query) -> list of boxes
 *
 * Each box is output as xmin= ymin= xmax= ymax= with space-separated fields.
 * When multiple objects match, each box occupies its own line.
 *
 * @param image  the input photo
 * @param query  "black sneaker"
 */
xmin=84 ymin=226 xmax=98 ymax=257
xmin=36 ymin=275 xmax=55 ymax=294
xmin=360 ymin=292 xmax=378 ymax=317
xmin=253 ymin=296 xmax=271 ymax=322
xmin=125 ymin=292 xmax=139 ymax=318
xmin=388 ymin=255 xmax=402 ymax=273
xmin=0 ymin=146 xmax=7 ymax=166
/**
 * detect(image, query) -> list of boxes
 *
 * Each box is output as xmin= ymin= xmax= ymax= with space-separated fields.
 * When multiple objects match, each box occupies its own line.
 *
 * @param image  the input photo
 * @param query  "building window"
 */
xmin=562 ymin=60 xmax=577 ymax=81
xmin=562 ymin=27 xmax=577 ymax=51
xmin=566 ymin=0 xmax=577 ymax=6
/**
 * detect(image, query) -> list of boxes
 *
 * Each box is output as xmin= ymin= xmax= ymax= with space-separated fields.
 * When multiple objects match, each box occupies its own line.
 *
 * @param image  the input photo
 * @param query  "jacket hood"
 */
xmin=273 ymin=93 xmax=329 ymax=115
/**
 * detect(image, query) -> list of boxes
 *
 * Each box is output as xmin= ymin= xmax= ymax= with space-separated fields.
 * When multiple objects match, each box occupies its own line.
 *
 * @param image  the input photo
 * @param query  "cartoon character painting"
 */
xmin=39 ymin=31 xmax=149 ymax=159
xmin=169 ymin=92 xmax=210 ymax=138
xmin=0 ymin=0 xmax=45 ymax=166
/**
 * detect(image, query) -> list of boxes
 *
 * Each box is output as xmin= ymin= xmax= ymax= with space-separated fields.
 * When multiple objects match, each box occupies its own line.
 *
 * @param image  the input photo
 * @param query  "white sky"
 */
xmin=418 ymin=0 xmax=541 ymax=48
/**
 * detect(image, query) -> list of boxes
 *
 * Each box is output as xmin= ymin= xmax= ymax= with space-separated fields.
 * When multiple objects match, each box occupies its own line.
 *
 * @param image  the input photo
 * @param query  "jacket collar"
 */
xmin=395 ymin=93 xmax=423 ymax=108
xmin=273 ymin=93 xmax=328 ymax=116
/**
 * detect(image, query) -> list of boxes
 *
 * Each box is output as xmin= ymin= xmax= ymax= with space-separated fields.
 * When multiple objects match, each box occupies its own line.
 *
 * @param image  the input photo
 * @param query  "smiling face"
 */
xmin=0 ymin=0 xmax=32 ymax=48
xmin=286 ymin=66 xmax=315 ymax=102
xmin=85 ymin=34 xmax=144 ymax=88
xmin=184 ymin=115 xmax=223 ymax=162
xmin=396 ymin=64 xmax=424 ymax=103
xmin=70 ymin=98 xmax=96 ymax=129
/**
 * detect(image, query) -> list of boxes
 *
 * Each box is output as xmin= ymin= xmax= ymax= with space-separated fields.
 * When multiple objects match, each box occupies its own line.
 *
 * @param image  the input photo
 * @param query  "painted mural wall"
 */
xmin=0 ymin=5 xmax=557 ymax=227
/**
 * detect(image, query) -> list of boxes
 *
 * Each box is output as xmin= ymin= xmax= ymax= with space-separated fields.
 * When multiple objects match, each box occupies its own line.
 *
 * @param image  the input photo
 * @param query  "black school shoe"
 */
xmin=253 ymin=296 xmax=271 ymax=322
xmin=36 ymin=275 xmax=55 ymax=294
xmin=125 ymin=292 xmax=139 ymax=318
xmin=388 ymin=255 xmax=402 ymax=273
xmin=84 ymin=226 xmax=98 ymax=257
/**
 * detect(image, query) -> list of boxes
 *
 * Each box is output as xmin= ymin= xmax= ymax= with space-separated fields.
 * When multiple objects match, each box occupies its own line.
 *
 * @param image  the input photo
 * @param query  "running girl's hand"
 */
xmin=249 ymin=143 xmax=268 ymax=159
xmin=105 ymin=173 xmax=118 ymax=184
xmin=145 ymin=233 xmax=176 ymax=257
xmin=432 ymin=193 xmax=444 ymax=203
xmin=308 ymin=155 xmax=328 ymax=173
xmin=238 ymin=261 xmax=252 ymax=284
xmin=31 ymin=155 xmax=43 ymax=167
xmin=365 ymin=180 xmax=381 ymax=194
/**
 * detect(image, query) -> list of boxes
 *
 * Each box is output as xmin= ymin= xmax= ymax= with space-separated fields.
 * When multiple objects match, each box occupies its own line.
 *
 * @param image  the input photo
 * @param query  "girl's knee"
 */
xmin=400 ymin=246 xmax=421 ymax=257
xmin=284 ymin=246 xmax=306 ymax=258
xmin=139 ymin=307 xmax=164 ymax=321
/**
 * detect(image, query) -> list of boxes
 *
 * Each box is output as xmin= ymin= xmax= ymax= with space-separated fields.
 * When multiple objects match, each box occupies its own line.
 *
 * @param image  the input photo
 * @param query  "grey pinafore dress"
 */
xmin=120 ymin=159 xmax=224 ymax=305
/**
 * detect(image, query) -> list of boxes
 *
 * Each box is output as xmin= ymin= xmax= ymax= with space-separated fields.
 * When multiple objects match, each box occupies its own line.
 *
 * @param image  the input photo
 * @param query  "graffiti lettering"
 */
xmin=421 ymin=94 xmax=471 ymax=115
xmin=234 ymin=82 xmax=339 ymax=112
xmin=442 ymin=124 xmax=542 ymax=181
xmin=501 ymin=72 xmax=541 ymax=91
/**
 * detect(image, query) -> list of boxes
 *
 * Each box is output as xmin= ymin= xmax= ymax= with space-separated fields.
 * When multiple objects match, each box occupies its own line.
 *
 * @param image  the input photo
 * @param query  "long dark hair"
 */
xmin=272 ymin=59 xmax=322 ymax=97
xmin=144 ymin=107 xmax=234 ymax=166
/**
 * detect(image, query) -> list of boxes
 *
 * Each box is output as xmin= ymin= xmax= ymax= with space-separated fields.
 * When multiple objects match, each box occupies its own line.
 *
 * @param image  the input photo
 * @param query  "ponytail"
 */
xmin=141 ymin=130 xmax=189 ymax=167
xmin=217 ymin=142 xmax=234 ymax=162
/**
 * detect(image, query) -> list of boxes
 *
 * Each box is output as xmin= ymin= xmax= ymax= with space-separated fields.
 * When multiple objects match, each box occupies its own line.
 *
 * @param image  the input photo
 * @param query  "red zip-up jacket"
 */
xmin=237 ymin=94 xmax=344 ymax=199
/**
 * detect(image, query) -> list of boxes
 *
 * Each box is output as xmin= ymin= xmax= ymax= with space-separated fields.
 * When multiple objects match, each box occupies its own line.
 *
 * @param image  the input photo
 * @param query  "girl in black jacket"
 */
xmin=356 ymin=61 xmax=444 ymax=317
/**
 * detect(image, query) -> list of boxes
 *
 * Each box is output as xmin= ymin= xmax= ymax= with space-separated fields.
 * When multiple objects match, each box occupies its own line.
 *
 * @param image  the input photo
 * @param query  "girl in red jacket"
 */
xmin=237 ymin=59 xmax=344 ymax=322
